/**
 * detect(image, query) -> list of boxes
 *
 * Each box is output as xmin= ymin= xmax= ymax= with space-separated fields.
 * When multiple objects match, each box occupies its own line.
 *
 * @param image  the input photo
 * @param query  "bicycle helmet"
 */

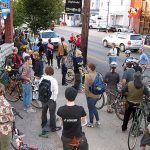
xmin=125 ymin=58 xmax=133 ymax=63
xmin=110 ymin=62 xmax=117 ymax=68
xmin=125 ymin=50 xmax=131 ymax=54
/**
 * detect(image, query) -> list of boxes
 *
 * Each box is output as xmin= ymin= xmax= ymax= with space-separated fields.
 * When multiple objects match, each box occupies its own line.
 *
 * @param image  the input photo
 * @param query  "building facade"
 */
xmin=99 ymin=0 xmax=130 ymax=26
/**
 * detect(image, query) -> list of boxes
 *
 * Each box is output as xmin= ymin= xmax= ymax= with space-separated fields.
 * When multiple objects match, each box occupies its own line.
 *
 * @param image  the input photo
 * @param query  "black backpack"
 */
xmin=38 ymin=79 xmax=52 ymax=103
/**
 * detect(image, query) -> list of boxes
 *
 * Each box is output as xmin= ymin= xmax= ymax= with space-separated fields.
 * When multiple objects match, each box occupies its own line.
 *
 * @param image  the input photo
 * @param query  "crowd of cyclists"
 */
xmin=0 ymin=29 xmax=150 ymax=150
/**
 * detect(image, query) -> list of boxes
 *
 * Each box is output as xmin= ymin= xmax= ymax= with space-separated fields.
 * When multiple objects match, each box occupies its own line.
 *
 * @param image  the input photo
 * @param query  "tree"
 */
xmin=22 ymin=0 xmax=64 ymax=33
xmin=13 ymin=0 xmax=26 ymax=27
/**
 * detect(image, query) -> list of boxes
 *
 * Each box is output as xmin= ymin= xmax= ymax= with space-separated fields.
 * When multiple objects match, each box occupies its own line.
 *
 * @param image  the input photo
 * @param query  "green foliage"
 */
xmin=13 ymin=0 xmax=26 ymax=27
xmin=21 ymin=0 xmax=64 ymax=33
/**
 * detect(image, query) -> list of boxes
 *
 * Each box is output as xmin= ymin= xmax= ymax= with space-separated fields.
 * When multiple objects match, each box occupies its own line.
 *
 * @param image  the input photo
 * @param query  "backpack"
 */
xmin=38 ymin=79 xmax=52 ymax=103
xmin=89 ymin=73 xmax=106 ymax=95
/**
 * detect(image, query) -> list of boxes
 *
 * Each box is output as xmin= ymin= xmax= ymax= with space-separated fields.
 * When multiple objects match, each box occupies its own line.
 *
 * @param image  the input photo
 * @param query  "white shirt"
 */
xmin=22 ymin=52 xmax=30 ymax=60
xmin=109 ymin=48 xmax=117 ymax=57
xmin=39 ymin=75 xmax=58 ymax=101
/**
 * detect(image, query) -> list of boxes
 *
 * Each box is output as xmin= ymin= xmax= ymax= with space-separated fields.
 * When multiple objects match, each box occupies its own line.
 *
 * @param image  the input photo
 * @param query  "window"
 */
xmin=41 ymin=32 xmax=57 ymax=38
xmin=130 ymin=35 xmax=142 ymax=40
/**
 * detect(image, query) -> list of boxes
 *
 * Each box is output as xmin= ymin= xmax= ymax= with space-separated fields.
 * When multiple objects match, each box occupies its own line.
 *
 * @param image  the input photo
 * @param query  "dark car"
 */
xmin=144 ymin=34 xmax=150 ymax=45
xmin=109 ymin=25 xmax=128 ymax=32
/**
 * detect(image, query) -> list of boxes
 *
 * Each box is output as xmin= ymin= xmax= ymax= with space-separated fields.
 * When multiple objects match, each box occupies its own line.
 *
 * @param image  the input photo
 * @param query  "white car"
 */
xmin=39 ymin=30 xmax=60 ymax=49
xmin=89 ymin=19 xmax=98 ymax=29
xmin=102 ymin=32 xmax=142 ymax=52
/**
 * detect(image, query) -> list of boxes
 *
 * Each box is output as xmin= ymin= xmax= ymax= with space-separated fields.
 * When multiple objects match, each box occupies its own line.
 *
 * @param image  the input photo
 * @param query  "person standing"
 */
xmin=107 ymin=43 xmax=117 ymax=65
xmin=32 ymin=52 xmax=44 ymax=78
xmin=0 ymin=83 xmax=14 ymax=150
xmin=61 ymin=56 xmax=68 ymax=86
xmin=72 ymin=50 xmax=83 ymax=91
xmin=39 ymin=66 xmax=61 ymax=137
xmin=57 ymin=87 xmax=88 ymax=150
xmin=46 ymin=38 xmax=54 ymax=66
xmin=104 ymin=62 xmax=120 ymax=113
xmin=139 ymin=47 xmax=149 ymax=72
xmin=84 ymin=63 xmax=101 ymax=127
xmin=57 ymin=37 xmax=67 ymax=69
xmin=22 ymin=56 xmax=36 ymax=113
xmin=122 ymin=60 xmax=135 ymax=87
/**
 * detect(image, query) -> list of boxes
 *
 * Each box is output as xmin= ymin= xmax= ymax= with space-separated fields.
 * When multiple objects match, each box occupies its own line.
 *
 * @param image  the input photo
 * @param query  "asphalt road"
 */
xmin=55 ymin=26 xmax=150 ymax=77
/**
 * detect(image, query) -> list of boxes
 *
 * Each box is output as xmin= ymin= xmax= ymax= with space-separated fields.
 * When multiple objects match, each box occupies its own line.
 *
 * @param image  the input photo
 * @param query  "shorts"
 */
xmin=140 ymin=133 xmax=150 ymax=147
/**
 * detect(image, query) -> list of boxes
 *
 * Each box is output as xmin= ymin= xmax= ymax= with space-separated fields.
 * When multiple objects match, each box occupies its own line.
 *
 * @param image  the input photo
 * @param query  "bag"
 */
xmin=89 ymin=73 xmax=106 ymax=95
xmin=38 ymin=79 xmax=52 ymax=103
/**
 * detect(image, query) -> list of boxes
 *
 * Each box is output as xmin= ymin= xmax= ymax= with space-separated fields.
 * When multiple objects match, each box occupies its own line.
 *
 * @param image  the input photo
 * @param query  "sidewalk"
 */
xmin=11 ymin=59 xmax=139 ymax=150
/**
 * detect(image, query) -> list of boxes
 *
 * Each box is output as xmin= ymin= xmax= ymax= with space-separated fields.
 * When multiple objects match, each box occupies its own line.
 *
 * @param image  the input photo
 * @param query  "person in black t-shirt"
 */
xmin=57 ymin=87 xmax=88 ymax=150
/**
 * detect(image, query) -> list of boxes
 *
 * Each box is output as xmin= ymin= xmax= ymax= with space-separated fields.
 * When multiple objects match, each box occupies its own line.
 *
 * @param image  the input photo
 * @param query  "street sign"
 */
xmin=65 ymin=0 xmax=82 ymax=14
xmin=0 ymin=0 xmax=10 ymax=19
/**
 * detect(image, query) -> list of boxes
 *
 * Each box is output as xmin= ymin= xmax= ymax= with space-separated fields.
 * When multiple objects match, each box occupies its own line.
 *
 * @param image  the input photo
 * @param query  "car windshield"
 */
xmin=41 ymin=32 xmax=57 ymax=38
xmin=130 ymin=35 xmax=142 ymax=40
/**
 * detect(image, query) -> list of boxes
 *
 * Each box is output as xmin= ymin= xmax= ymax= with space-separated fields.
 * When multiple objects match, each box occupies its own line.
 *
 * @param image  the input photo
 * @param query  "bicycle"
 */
xmin=127 ymin=99 xmax=149 ymax=150
xmin=142 ymin=75 xmax=150 ymax=87
xmin=5 ymin=75 xmax=42 ymax=109
xmin=10 ymin=108 xmax=38 ymax=150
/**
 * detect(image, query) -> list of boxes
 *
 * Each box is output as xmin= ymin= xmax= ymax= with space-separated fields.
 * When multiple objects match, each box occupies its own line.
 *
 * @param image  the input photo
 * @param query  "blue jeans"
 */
xmin=86 ymin=97 xmax=99 ymax=124
xmin=22 ymin=83 xmax=32 ymax=108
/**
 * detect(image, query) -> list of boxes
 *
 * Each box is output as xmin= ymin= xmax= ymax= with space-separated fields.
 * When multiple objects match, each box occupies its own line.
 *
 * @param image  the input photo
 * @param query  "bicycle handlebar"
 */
xmin=12 ymin=107 xmax=23 ymax=119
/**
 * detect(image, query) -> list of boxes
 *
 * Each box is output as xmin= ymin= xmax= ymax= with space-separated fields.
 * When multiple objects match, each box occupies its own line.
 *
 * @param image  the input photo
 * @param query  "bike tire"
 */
xmin=128 ymin=122 xmax=139 ymax=150
xmin=10 ymin=141 xmax=17 ymax=150
xmin=142 ymin=75 xmax=150 ymax=87
xmin=5 ymin=82 xmax=21 ymax=102
xmin=114 ymin=98 xmax=126 ymax=121
xmin=66 ymin=68 xmax=75 ymax=83
xmin=95 ymin=93 xmax=105 ymax=110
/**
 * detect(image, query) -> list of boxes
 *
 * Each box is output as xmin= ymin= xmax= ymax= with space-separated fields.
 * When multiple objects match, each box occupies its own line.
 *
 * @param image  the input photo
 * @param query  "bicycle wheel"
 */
xmin=66 ymin=68 xmax=75 ymax=83
xmin=95 ymin=93 xmax=105 ymax=110
xmin=142 ymin=75 xmax=150 ymax=87
xmin=128 ymin=122 xmax=139 ymax=150
xmin=114 ymin=99 xmax=126 ymax=121
xmin=10 ymin=141 xmax=17 ymax=150
xmin=5 ymin=81 xmax=21 ymax=102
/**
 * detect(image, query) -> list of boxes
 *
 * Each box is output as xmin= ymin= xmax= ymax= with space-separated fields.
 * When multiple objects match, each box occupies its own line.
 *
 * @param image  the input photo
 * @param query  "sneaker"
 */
xmin=38 ymin=131 xmax=49 ymax=138
xmin=95 ymin=121 xmax=101 ymax=127
xmin=27 ymin=107 xmax=36 ymax=113
xmin=23 ymin=108 xmax=27 ymax=111
xmin=86 ymin=123 xmax=94 ymax=128
xmin=51 ymin=126 xmax=61 ymax=132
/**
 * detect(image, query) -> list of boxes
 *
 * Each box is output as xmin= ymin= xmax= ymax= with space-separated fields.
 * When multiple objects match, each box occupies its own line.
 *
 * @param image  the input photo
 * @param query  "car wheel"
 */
xmin=118 ymin=29 xmax=121 ymax=32
xmin=89 ymin=25 xmax=93 ymax=29
xmin=119 ymin=44 xmax=125 ymax=52
xmin=103 ymin=40 xmax=108 ymax=47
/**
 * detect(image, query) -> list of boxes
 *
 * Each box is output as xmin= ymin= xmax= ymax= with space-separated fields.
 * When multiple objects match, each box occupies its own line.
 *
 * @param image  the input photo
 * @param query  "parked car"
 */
xmin=102 ymin=32 xmax=142 ymax=52
xmin=109 ymin=25 xmax=128 ymax=32
xmin=78 ymin=19 xmax=98 ymax=29
xmin=39 ymin=30 xmax=60 ymax=49
xmin=89 ymin=19 xmax=98 ymax=29
xmin=144 ymin=34 xmax=150 ymax=45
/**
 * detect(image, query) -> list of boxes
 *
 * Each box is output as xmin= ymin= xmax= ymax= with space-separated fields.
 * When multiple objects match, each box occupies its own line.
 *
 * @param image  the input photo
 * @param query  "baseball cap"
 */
xmin=110 ymin=62 xmax=117 ymax=68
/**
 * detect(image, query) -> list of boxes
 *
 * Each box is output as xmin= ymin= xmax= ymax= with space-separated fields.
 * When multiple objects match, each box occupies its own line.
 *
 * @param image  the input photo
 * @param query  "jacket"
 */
xmin=58 ymin=42 xmax=67 ymax=56
xmin=84 ymin=72 xmax=100 ymax=99
xmin=122 ymin=81 xmax=150 ymax=104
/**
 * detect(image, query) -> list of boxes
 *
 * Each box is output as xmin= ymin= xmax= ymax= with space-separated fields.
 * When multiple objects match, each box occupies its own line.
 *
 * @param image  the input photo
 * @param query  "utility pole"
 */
xmin=106 ymin=0 xmax=110 ymax=27
xmin=81 ymin=0 xmax=91 ymax=66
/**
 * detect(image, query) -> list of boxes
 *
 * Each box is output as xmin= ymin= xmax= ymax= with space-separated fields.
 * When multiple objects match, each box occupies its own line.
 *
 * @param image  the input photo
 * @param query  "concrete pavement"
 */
xmin=10 ymin=59 xmax=146 ymax=150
